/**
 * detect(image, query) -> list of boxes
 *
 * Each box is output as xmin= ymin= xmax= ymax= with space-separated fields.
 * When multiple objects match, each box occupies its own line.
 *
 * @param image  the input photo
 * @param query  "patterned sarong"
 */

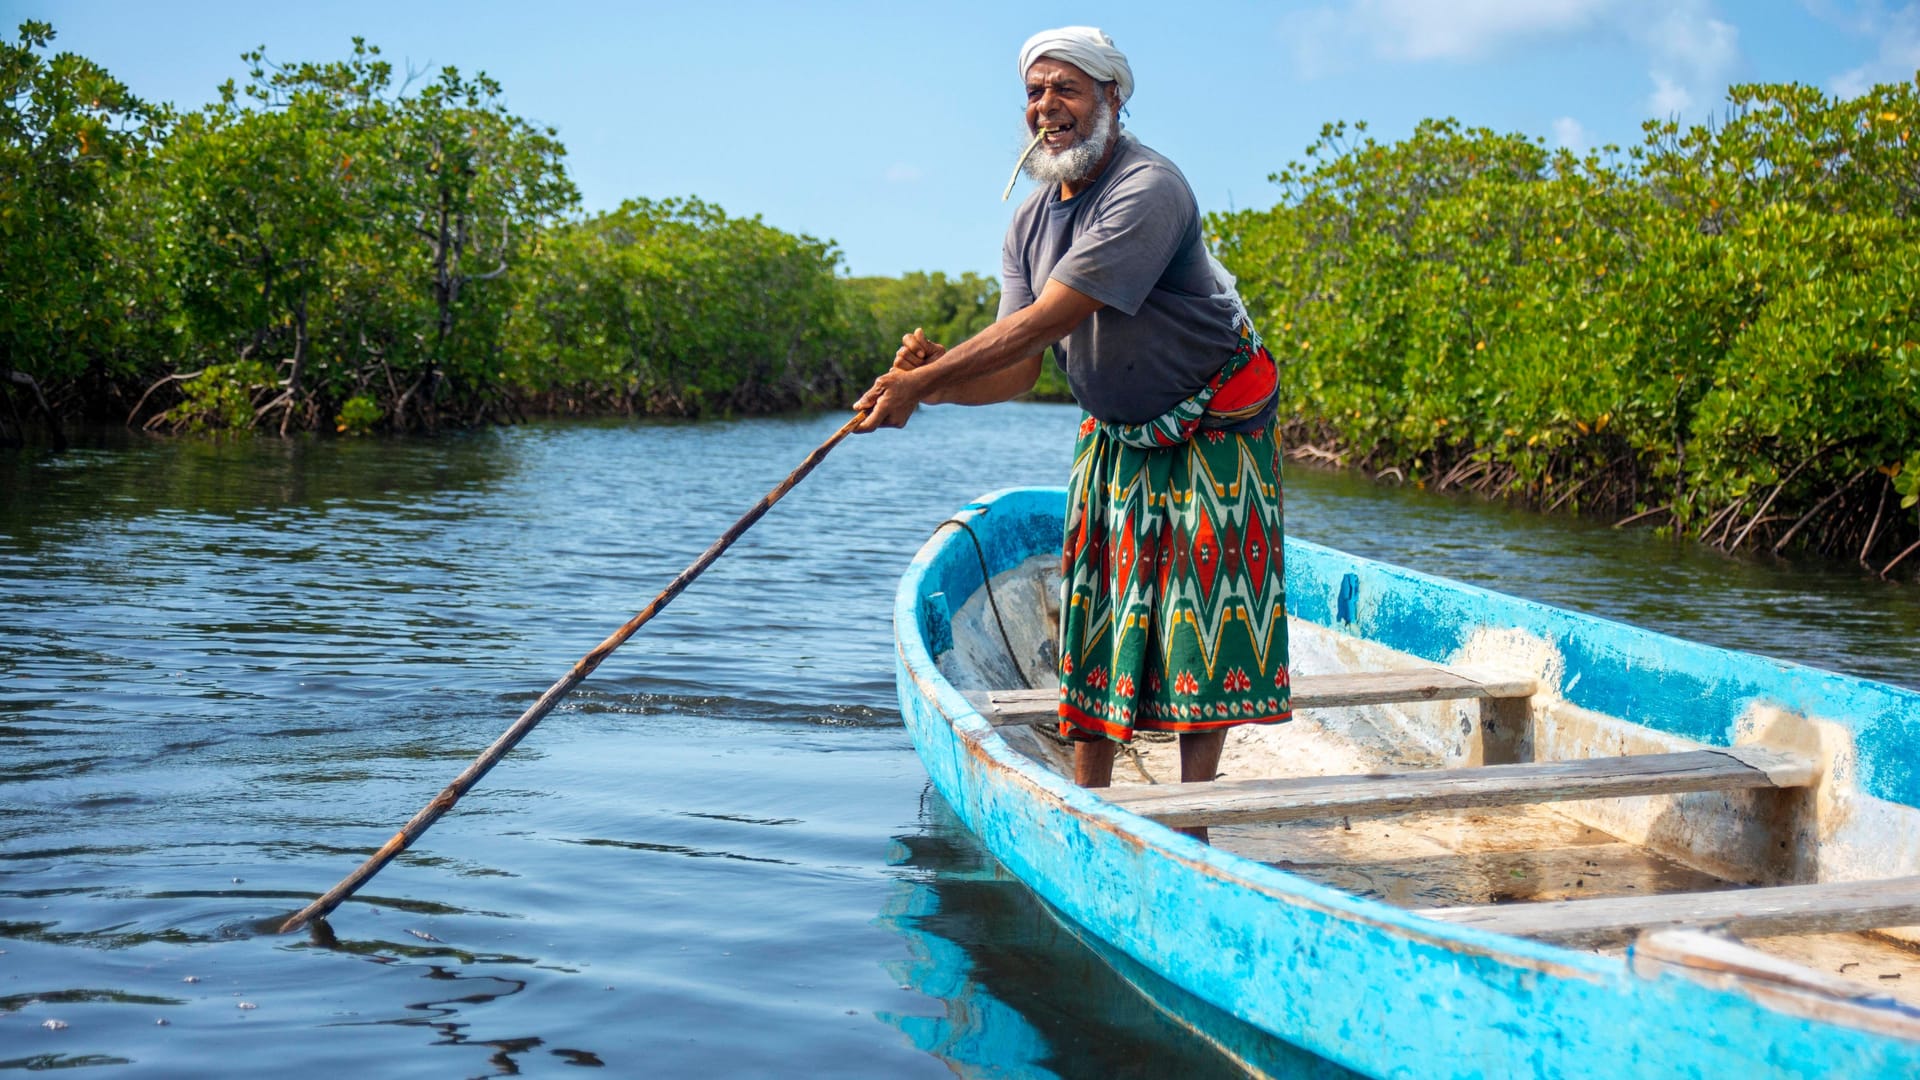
xmin=1057 ymin=328 xmax=1292 ymax=741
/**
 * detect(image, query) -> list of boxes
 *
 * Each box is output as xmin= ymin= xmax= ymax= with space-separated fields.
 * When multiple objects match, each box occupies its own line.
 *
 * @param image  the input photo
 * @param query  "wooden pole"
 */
xmin=279 ymin=411 xmax=867 ymax=934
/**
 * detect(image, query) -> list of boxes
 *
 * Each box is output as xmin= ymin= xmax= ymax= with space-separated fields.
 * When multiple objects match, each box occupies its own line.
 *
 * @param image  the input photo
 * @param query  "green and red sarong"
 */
xmin=1057 ymin=328 xmax=1292 ymax=741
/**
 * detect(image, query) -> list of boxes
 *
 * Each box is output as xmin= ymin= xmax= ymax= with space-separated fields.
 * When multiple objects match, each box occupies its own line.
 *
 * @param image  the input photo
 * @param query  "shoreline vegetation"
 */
xmin=0 ymin=24 xmax=1009 ymax=444
xmin=2 ymin=23 xmax=1915 ymax=573
xmin=1209 ymin=79 xmax=1920 ymax=576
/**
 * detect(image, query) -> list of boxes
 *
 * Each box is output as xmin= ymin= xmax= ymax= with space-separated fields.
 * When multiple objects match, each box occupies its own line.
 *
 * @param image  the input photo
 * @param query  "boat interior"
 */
xmin=936 ymin=553 xmax=1920 ymax=1021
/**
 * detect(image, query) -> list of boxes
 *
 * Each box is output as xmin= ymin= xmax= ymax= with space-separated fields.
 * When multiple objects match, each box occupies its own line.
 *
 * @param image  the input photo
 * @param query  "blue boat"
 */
xmin=894 ymin=486 xmax=1920 ymax=1078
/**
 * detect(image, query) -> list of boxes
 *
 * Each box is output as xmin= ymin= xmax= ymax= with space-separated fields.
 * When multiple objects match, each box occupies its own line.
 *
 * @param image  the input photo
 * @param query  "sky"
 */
xmin=13 ymin=1 xmax=1920 ymax=278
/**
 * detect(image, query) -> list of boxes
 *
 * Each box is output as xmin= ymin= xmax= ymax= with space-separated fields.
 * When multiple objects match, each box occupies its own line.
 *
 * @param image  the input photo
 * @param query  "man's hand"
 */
xmin=853 ymin=328 xmax=947 ymax=432
xmin=853 ymin=365 xmax=928 ymax=432
xmin=895 ymin=327 xmax=947 ymax=372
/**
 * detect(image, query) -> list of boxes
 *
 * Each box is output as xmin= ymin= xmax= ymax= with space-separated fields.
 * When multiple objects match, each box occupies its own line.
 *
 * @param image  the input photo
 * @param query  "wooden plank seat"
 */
xmin=976 ymin=666 xmax=1538 ymax=727
xmin=1422 ymin=876 xmax=1920 ymax=949
xmin=1096 ymin=746 xmax=1816 ymax=827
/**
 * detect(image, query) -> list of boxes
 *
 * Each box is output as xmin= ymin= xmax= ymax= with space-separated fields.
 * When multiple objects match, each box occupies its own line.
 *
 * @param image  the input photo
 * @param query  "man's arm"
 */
xmin=855 ymin=278 xmax=1102 ymax=431
xmin=894 ymin=328 xmax=1043 ymax=406
xmin=931 ymin=353 xmax=1045 ymax=405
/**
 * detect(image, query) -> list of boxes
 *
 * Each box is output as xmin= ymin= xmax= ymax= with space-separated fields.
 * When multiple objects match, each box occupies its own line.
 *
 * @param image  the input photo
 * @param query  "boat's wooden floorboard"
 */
xmin=1101 ymin=747 xmax=1809 ymax=826
xmin=1120 ymin=716 xmax=1736 ymax=909
xmin=1228 ymin=818 xmax=1734 ymax=909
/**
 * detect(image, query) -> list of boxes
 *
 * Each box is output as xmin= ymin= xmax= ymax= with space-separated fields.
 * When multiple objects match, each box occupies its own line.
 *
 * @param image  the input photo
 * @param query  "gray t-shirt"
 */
xmin=999 ymin=135 xmax=1246 ymax=425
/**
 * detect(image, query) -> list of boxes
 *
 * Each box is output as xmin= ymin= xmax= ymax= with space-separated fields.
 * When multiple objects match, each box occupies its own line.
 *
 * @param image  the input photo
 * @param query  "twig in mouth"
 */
xmin=1002 ymin=128 xmax=1050 ymax=201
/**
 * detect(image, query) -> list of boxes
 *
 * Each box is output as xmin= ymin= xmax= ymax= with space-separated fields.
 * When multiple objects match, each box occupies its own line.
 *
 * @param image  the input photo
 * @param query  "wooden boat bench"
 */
xmin=976 ymin=665 xmax=1544 ymax=773
xmin=977 ymin=666 xmax=1538 ymax=726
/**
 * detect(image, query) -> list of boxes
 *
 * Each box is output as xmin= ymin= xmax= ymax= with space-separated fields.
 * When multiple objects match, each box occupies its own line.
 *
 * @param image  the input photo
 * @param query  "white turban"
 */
xmin=1018 ymin=26 xmax=1133 ymax=106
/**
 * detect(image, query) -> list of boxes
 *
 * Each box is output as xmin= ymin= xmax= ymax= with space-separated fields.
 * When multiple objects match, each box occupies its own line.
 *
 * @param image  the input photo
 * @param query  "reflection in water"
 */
xmin=375 ymin=968 xmax=574 ymax=1076
xmin=0 ymin=427 xmax=515 ymax=542
xmin=878 ymin=791 xmax=1358 ymax=1080
xmin=317 ymin=947 xmax=603 ymax=1076
xmin=0 ymin=1053 xmax=135 ymax=1070
xmin=297 ymin=920 xmax=608 ymax=1076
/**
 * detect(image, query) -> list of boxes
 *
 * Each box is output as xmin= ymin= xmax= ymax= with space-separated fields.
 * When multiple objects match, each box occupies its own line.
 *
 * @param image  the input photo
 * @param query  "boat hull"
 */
xmin=893 ymin=486 xmax=1920 ymax=1078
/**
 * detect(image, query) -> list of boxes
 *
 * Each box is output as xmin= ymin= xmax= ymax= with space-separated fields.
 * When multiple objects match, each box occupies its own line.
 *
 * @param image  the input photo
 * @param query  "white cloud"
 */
xmin=1552 ymin=116 xmax=1592 ymax=152
xmin=1827 ymin=3 xmax=1920 ymax=98
xmin=1647 ymin=74 xmax=1693 ymax=115
xmin=884 ymin=163 xmax=923 ymax=183
xmin=1278 ymin=0 xmax=1741 ymax=122
xmin=1639 ymin=1 xmax=1739 ymax=117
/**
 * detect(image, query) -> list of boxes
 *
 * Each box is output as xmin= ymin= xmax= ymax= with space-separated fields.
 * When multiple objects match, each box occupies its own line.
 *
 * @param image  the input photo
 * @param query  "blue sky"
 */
xmin=15 ymin=1 xmax=1920 ymax=277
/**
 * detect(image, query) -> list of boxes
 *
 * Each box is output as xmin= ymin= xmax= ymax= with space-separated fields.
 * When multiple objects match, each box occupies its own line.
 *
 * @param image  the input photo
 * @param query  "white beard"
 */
xmin=1023 ymin=100 xmax=1116 ymax=186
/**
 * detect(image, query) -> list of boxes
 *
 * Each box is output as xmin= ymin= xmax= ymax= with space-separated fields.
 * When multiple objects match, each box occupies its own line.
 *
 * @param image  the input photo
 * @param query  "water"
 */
xmin=3 ymin=404 xmax=1917 ymax=1077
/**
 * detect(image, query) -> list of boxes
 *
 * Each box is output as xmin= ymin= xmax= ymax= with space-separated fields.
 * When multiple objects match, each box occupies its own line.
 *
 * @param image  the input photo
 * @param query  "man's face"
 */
xmin=1024 ymin=58 xmax=1114 ymax=156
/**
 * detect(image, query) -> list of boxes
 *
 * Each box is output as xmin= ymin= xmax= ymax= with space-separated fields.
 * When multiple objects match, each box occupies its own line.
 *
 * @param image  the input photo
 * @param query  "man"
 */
xmin=856 ymin=27 xmax=1290 ymax=823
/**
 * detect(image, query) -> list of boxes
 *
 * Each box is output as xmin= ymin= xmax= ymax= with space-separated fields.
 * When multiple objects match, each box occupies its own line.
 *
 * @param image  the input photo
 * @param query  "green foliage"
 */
xmin=8 ymin=26 xmax=964 ymax=433
xmin=377 ymin=60 xmax=577 ymax=426
xmin=1027 ymin=352 xmax=1071 ymax=401
xmin=163 ymin=361 xmax=275 ymax=434
xmin=509 ymin=197 xmax=864 ymax=415
xmin=0 ymin=20 xmax=168 ymax=413
xmin=838 ymin=270 xmax=1066 ymax=398
xmin=1211 ymin=77 xmax=1920 ymax=563
xmin=842 ymin=271 xmax=1000 ymax=352
xmin=155 ymin=48 xmax=370 ymax=429
xmin=1893 ymin=453 xmax=1920 ymax=512
xmin=838 ymin=271 xmax=1071 ymax=401
xmin=146 ymin=38 xmax=578 ymax=433
xmin=334 ymin=394 xmax=381 ymax=435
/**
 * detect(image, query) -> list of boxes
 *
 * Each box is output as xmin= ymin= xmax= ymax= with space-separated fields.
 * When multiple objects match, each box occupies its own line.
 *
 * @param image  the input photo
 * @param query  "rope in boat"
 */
xmin=941 ymin=516 xmax=1038 ymax=689
xmin=941 ymin=518 xmax=1155 ymax=782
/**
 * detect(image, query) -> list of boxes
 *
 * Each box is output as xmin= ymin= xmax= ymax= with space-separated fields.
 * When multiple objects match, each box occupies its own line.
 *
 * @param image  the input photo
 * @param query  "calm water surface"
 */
xmin=3 ymin=403 xmax=1917 ymax=1077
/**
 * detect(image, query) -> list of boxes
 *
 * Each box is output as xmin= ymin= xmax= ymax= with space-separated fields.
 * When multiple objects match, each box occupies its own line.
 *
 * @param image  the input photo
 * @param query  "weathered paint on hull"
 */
xmin=893 ymin=487 xmax=1920 ymax=1078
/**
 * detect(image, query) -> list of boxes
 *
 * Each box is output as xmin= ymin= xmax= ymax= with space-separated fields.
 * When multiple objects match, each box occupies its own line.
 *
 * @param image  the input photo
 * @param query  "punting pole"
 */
xmin=279 ymin=411 xmax=868 ymax=934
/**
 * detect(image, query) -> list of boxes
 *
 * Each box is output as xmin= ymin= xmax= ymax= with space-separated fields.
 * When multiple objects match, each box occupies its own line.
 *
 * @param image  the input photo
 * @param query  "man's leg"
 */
xmin=1175 ymin=730 xmax=1228 ymax=844
xmin=1179 ymin=730 xmax=1226 ymax=782
xmin=1074 ymin=738 xmax=1117 ymax=788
